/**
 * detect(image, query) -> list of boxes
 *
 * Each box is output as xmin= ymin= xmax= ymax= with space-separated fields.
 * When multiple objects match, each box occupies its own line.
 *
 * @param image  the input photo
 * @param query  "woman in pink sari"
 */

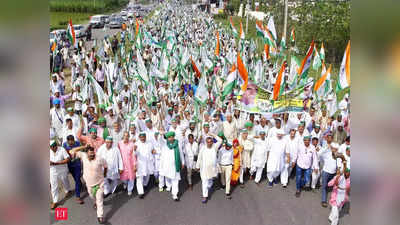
xmin=118 ymin=131 xmax=137 ymax=196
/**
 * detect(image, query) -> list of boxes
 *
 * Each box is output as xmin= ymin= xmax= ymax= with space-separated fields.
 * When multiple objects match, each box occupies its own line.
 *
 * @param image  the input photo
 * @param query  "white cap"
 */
xmin=50 ymin=140 xmax=56 ymax=146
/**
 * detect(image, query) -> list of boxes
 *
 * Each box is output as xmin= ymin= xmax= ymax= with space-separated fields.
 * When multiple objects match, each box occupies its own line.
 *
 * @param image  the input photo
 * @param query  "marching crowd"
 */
xmin=49 ymin=1 xmax=350 ymax=224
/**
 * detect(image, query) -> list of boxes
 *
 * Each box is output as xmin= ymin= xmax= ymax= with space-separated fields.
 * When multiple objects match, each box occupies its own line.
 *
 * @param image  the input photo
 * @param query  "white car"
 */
xmin=73 ymin=25 xmax=86 ymax=38
xmin=90 ymin=15 xmax=105 ymax=28
xmin=50 ymin=29 xmax=66 ymax=43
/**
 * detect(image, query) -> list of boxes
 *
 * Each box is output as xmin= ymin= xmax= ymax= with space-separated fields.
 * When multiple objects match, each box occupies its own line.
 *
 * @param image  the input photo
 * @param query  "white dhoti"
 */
xmin=280 ymin=163 xmax=294 ymax=186
xmin=250 ymin=166 xmax=264 ymax=183
xmin=136 ymin=175 xmax=150 ymax=195
xmin=242 ymin=151 xmax=251 ymax=169
xmin=201 ymin=179 xmax=214 ymax=198
xmin=311 ymin=170 xmax=321 ymax=189
xmin=50 ymin=171 xmax=71 ymax=203
xmin=104 ymin=178 xmax=119 ymax=195
xmin=267 ymin=171 xmax=280 ymax=183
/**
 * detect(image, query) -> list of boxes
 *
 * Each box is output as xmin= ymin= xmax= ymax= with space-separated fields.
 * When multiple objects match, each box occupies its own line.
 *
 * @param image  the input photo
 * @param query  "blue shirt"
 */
xmin=63 ymin=141 xmax=81 ymax=166
xmin=63 ymin=141 xmax=81 ymax=151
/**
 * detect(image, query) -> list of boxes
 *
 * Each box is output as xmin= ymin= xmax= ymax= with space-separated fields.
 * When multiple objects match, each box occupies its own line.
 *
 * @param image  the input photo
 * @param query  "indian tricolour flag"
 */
xmin=273 ymin=61 xmax=287 ymax=100
xmin=314 ymin=64 xmax=332 ymax=99
xmin=240 ymin=21 xmax=245 ymax=40
xmin=256 ymin=21 xmax=264 ymax=38
xmin=263 ymin=25 xmax=276 ymax=49
xmin=221 ymin=64 xmax=237 ymax=101
xmin=67 ymin=19 xmax=76 ymax=47
xmin=290 ymin=27 xmax=295 ymax=43
xmin=237 ymin=51 xmax=248 ymax=91
xmin=337 ymin=41 xmax=350 ymax=90
xmin=298 ymin=40 xmax=315 ymax=81
xmin=230 ymin=17 xmax=238 ymax=38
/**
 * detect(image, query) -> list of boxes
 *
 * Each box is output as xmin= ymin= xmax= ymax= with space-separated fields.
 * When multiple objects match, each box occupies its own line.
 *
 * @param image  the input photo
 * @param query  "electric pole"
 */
xmin=283 ymin=0 xmax=288 ymax=40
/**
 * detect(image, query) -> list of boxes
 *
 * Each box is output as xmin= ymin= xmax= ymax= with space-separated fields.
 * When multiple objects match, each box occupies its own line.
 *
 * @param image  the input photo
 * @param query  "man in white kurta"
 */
xmin=50 ymin=99 xmax=66 ymax=140
xmin=50 ymin=140 xmax=72 ymax=209
xmin=196 ymin=133 xmax=223 ymax=203
xmin=250 ymin=131 xmax=268 ymax=184
xmin=134 ymin=132 xmax=156 ymax=198
xmin=281 ymin=129 xmax=299 ymax=187
xmin=152 ymin=131 xmax=164 ymax=188
xmin=238 ymin=129 xmax=254 ymax=184
xmin=222 ymin=113 xmax=237 ymax=143
xmin=266 ymin=129 xmax=286 ymax=187
xmin=184 ymin=133 xmax=199 ymax=190
xmin=96 ymin=137 xmax=124 ymax=196
xmin=159 ymin=131 xmax=185 ymax=201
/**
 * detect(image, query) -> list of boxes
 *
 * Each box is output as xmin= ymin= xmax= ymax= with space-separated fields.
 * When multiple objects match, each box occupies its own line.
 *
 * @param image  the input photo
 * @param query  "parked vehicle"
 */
xmin=101 ymin=15 xmax=110 ymax=24
xmin=90 ymin=15 xmax=105 ymax=28
xmin=50 ymin=29 xmax=66 ymax=43
xmin=73 ymin=25 xmax=86 ymax=38
xmin=107 ymin=17 xmax=123 ymax=29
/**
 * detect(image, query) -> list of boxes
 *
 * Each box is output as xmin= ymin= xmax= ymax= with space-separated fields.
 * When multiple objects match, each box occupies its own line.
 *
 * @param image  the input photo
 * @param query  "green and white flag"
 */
xmin=289 ymin=55 xmax=301 ymax=90
xmin=158 ymin=50 xmax=169 ymax=81
xmin=135 ymin=27 xmax=143 ymax=50
xmin=88 ymin=73 xmax=107 ymax=106
xmin=267 ymin=16 xmax=277 ymax=41
xmin=312 ymin=46 xmax=322 ymax=70
xmin=195 ymin=75 xmax=208 ymax=105
xmin=320 ymin=42 xmax=325 ymax=61
xmin=136 ymin=49 xmax=149 ymax=86
xmin=280 ymin=36 xmax=286 ymax=50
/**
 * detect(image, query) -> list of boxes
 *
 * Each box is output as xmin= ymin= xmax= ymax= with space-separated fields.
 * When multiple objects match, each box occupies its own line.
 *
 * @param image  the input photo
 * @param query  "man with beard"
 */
xmin=159 ymin=131 xmax=185 ymax=201
xmin=70 ymin=145 xmax=108 ymax=224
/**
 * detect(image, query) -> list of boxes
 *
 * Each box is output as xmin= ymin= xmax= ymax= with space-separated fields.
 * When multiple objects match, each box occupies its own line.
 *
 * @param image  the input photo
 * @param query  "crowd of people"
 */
xmin=49 ymin=1 xmax=350 ymax=224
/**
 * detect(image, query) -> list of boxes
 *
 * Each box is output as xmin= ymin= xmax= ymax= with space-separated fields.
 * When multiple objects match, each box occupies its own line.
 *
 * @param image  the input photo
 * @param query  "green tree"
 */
xmin=269 ymin=0 xmax=350 ymax=64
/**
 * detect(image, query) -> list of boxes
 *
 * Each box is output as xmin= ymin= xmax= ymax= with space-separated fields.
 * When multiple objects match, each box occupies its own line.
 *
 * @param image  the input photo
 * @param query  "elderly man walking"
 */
xmin=97 ymin=136 xmax=124 ymax=197
xmin=50 ymin=140 xmax=73 ymax=209
xmin=196 ymin=133 xmax=223 ymax=203
xmin=159 ymin=131 xmax=185 ymax=201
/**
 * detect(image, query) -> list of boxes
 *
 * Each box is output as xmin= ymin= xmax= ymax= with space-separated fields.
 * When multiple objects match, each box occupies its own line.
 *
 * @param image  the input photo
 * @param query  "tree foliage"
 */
xmin=269 ymin=0 xmax=350 ymax=64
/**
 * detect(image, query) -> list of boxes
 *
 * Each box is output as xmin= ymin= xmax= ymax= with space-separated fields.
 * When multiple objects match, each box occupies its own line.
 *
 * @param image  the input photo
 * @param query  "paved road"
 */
xmin=50 ymin=171 xmax=350 ymax=225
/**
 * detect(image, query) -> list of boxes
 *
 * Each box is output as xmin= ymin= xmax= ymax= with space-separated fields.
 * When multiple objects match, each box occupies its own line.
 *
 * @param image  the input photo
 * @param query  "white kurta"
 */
xmin=251 ymin=138 xmax=268 ymax=168
xmin=50 ymin=107 xmax=66 ymax=137
xmin=135 ymin=141 xmax=155 ymax=176
xmin=266 ymin=137 xmax=286 ymax=173
xmin=152 ymin=137 xmax=165 ymax=172
xmin=97 ymin=144 xmax=124 ymax=180
xmin=159 ymin=141 xmax=185 ymax=180
xmin=184 ymin=141 xmax=199 ymax=169
xmin=284 ymin=136 xmax=299 ymax=164
xmin=223 ymin=120 xmax=237 ymax=142
xmin=239 ymin=137 xmax=254 ymax=169
xmin=196 ymin=137 xmax=222 ymax=180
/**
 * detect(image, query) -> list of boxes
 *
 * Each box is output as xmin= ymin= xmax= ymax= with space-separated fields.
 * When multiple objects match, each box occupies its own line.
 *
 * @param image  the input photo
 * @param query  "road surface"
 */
xmin=50 ymin=171 xmax=350 ymax=225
